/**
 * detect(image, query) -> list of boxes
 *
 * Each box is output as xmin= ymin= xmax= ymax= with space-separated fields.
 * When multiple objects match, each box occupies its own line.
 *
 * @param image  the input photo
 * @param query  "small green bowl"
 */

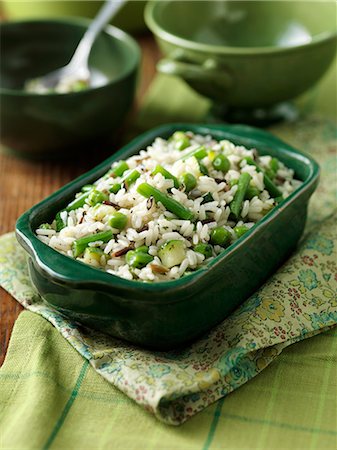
xmin=145 ymin=1 xmax=337 ymax=111
xmin=0 ymin=19 xmax=140 ymax=158
xmin=16 ymin=123 xmax=319 ymax=350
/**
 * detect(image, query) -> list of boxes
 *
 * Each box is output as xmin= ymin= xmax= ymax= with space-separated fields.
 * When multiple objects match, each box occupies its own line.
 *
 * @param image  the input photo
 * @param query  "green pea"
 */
xmin=172 ymin=131 xmax=190 ymax=151
xmin=193 ymin=243 xmax=213 ymax=258
xmin=234 ymin=225 xmax=249 ymax=238
xmin=125 ymin=250 xmax=153 ymax=269
xmin=108 ymin=212 xmax=128 ymax=230
xmin=109 ymin=183 xmax=122 ymax=194
xmin=135 ymin=245 xmax=149 ymax=253
xmin=210 ymin=227 xmax=232 ymax=247
xmin=212 ymin=154 xmax=230 ymax=173
xmin=180 ymin=173 xmax=197 ymax=193
xmin=87 ymin=189 xmax=109 ymax=206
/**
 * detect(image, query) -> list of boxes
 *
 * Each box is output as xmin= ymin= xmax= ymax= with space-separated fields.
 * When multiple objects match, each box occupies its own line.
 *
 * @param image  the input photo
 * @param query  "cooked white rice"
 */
xmin=36 ymin=131 xmax=301 ymax=282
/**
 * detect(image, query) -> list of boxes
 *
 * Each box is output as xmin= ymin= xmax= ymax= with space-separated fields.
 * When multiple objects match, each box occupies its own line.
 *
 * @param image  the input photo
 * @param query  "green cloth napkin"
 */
xmin=1 ymin=311 xmax=336 ymax=450
xmin=0 ymin=74 xmax=337 ymax=441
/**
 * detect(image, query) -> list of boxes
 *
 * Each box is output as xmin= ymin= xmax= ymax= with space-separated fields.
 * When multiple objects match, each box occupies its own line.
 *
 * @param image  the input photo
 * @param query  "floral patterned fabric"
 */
xmin=0 ymin=117 xmax=336 ymax=425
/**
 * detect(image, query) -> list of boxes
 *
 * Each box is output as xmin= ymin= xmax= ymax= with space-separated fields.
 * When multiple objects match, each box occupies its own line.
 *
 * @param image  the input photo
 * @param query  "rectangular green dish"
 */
xmin=16 ymin=124 xmax=319 ymax=349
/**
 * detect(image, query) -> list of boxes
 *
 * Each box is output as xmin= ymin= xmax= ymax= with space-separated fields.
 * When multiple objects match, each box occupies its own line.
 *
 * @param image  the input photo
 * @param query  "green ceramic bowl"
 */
xmin=145 ymin=1 xmax=337 ymax=109
xmin=16 ymin=123 xmax=319 ymax=350
xmin=0 ymin=19 xmax=140 ymax=158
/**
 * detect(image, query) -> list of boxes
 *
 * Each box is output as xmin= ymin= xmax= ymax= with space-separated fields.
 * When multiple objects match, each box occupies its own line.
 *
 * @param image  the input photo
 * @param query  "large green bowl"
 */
xmin=16 ymin=123 xmax=319 ymax=350
xmin=145 ymin=1 xmax=337 ymax=110
xmin=0 ymin=19 xmax=140 ymax=158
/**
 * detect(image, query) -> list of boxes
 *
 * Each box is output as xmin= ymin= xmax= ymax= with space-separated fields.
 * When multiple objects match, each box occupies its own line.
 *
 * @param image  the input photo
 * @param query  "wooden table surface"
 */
xmin=0 ymin=35 xmax=160 ymax=366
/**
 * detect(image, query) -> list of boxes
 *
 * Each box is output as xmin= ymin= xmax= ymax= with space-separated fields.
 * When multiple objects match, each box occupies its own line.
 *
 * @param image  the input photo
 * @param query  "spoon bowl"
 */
xmin=26 ymin=0 xmax=125 ymax=94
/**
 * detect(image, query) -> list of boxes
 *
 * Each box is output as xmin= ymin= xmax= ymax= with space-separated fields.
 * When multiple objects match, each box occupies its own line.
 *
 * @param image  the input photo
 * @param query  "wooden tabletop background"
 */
xmin=0 ymin=35 xmax=160 ymax=366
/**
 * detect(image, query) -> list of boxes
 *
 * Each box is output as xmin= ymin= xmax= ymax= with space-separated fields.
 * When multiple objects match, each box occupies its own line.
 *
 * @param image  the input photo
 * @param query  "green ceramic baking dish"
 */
xmin=16 ymin=124 xmax=319 ymax=349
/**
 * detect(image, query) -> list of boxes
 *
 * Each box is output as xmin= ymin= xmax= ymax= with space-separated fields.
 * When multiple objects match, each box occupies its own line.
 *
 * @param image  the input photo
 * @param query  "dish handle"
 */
xmin=157 ymin=57 xmax=232 ymax=90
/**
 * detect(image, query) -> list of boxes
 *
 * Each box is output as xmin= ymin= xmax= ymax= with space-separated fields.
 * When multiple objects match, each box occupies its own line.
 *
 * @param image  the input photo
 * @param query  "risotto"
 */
xmin=36 ymin=131 xmax=301 ymax=282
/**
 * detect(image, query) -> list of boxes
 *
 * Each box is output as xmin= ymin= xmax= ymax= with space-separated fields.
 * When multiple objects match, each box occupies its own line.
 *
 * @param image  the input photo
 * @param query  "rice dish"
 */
xmin=36 ymin=131 xmax=301 ymax=282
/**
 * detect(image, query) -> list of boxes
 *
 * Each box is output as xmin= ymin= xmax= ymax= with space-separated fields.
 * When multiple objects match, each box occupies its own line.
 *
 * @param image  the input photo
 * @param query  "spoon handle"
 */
xmin=70 ymin=0 xmax=125 ymax=69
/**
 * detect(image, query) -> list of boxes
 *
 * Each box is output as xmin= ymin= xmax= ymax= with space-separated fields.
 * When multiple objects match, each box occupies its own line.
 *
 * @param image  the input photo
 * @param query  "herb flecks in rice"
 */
xmin=36 ymin=132 xmax=301 ymax=282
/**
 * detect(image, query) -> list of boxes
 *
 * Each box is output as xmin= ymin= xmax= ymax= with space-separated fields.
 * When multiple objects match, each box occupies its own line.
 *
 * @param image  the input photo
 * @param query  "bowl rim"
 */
xmin=0 ymin=17 xmax=141 ymax=97
xmin=16 ymin=123 xmax=320 ymax=300
xmin=145 ymin=0 xmax=337 ymax=56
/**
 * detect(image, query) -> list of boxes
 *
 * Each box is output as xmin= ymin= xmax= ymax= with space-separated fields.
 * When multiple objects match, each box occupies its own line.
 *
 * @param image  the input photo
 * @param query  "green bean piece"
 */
xmin=72 ymin=230 xmax=113 ymax=258
xmin=55 ymin=211 xmax=66 ymax=231
xmin=137 ymin=183 xmax=195 ymax=221
xmin=270 ymin=157 xmax=279 ymax=173
xmin=274 ymin=195 xmax=284 ymax=204
xmin=243 ymin=157 xmax=282 ymax=198
xmin=111 ymin=160 xmax=129 ymax=177
xmin=122 ymin=169 xmax=140 ymax=189
xmin=180 ymin=173 xmax=197 ymax=193
xmin=81 ymin=184 xmax=94 ymax=192
xmin=230 ymin=172 xmax=252 ymax=219
xmin=245 ymin=186 xmax=260 ymax=200
xmin=108 ymin=212 xmax=127 ymax=230
xmin=109 ymin=183 xmax=122 ymax=194
xmin=65 ymin=191 xmax=90 ymax=212
xmin=198 ymin=161 xmax=209 ymax=176
xmin=193 ymin=243 xmax=213 ymax=258
xmin=260 ymin=172 xmax=281 ymax=197
xmin=201 ymin=192 xmax=214 ymax=204
xmin=243 ymin=156 xmax=256 ymax=166
xmin=234 ymin=225 xmax=249 ymax=238
xmin=210 ymin=227 xmax=232 ymax=247
xmin=212 ymin=154 xmax=230 ymax=173
xmin=135 ymin=245 xmax=149 ymax=253
xmin=265 ymin=168 xmax=276 ymax=180
xmin=87 ymin=189 xmax=109 ymax=206
xmin=152 ymin=165 xmax=180 ymax=189
xmin=172 ymin=131 xmax=190 ymax=151
xmin=125 ymin=250 xmax=153 ymax=269
xmin=182 ymin=146 xmax=208 ymax=161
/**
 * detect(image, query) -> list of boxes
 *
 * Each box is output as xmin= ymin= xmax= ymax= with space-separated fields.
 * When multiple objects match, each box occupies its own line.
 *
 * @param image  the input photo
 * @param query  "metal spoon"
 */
xmin=26 ymin=0 xmax=125 ymax=93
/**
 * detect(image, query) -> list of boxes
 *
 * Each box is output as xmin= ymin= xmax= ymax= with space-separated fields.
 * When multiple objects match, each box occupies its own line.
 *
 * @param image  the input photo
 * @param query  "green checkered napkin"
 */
xmin=0 ymin=75 xmax=336 ymax=444
xmin=1 ymin=312 xmax=336 ymax=450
